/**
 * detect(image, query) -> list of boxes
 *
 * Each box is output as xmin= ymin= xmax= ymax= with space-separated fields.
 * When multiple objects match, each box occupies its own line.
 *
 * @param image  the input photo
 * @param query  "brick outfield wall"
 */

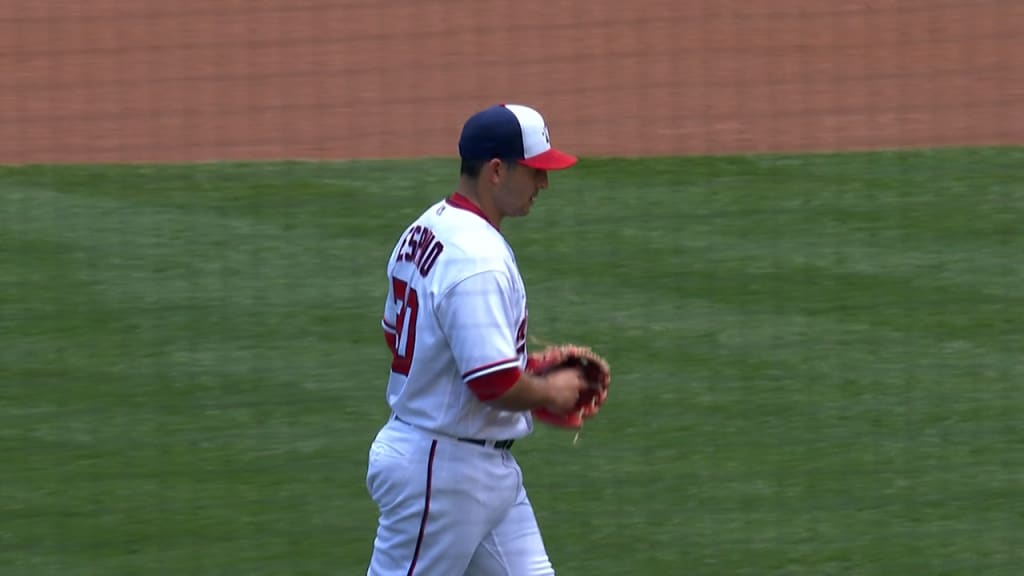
xmin=1 ymin=0 xmax=1022 ymax=164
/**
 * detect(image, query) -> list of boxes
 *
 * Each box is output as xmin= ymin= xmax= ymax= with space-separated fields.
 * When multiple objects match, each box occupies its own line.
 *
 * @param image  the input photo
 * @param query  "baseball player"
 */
xmin=365 ymin=103 xmax=589 ymax=575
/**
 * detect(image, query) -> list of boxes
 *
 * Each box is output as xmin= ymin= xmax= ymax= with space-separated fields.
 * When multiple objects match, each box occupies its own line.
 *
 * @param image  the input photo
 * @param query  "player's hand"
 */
xmin=541 ymin=367 xmax=589 ymax=414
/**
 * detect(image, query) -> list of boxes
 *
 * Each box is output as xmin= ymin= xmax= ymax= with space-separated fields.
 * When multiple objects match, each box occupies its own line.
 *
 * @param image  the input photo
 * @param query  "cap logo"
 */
xmin=542 ymin=126 xmax=550 ymax=144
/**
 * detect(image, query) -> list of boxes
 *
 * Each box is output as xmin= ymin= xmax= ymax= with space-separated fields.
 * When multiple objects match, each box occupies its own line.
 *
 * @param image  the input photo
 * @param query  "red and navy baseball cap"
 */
xmin=458 ymin=104 xmax=578 ymax=170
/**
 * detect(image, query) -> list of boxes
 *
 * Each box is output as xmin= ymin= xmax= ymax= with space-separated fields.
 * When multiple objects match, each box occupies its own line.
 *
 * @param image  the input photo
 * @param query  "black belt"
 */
xmin=392 ymin=414 xmax=515 ymax=451
xmin=457 ymin=437 xmax=516 ymax=450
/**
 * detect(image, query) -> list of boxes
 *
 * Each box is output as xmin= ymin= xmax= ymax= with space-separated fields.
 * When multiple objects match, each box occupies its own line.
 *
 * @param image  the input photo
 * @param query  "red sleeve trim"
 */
xmin=467 ymin=366 xmax=522 ymax=402
xmin=462 ymin=357 xmax=519 ymax=380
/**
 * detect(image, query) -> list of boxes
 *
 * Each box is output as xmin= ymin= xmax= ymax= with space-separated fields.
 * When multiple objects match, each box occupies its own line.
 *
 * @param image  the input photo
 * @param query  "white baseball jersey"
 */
xmin=380 ymin=192 xmax=532 ymax=441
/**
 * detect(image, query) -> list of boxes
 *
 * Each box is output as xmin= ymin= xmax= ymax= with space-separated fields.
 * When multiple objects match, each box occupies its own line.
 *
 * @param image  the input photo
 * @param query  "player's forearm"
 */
xmin=487 ymin=372 xmax=556 ymax=412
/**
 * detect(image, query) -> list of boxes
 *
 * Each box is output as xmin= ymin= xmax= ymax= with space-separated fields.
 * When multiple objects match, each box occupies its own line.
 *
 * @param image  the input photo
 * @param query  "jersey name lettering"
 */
xmin=398 ymin=224 xmax=445 ymax=277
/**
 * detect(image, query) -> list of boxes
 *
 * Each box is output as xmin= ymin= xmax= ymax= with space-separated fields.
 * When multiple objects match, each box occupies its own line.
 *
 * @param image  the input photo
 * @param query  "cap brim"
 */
xmin=519 ymin=148 xmax=578 ymax=170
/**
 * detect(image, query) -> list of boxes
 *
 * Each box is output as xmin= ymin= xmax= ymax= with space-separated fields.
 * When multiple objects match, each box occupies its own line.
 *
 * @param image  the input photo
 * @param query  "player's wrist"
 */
xmin=486 ymin=371 xmax=550 ymax=412
xmin=515 ymin=371 xmax=551 ymax=410
xmin=531 ymin=372 xmax=568 ymax=412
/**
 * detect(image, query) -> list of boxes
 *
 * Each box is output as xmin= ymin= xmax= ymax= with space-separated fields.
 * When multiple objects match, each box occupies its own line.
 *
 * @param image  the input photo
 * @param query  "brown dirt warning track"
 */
xmin=1 ymin=0 xmax=1022 ymax=164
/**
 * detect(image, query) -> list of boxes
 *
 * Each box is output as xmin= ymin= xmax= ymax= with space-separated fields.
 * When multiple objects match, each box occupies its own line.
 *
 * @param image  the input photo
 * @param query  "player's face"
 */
xmin=495 ymin=162 xmax=548 ymax=218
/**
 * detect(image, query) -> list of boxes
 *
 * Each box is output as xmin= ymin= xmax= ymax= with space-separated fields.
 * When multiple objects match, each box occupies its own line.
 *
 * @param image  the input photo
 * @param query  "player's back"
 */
xmin=380 ymin=194 xmax=531 ymax=440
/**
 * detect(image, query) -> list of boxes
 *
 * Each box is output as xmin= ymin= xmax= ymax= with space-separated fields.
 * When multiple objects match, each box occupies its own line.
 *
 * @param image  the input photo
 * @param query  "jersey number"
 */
xmin=390 ymin=277 xmax=419 ymax=376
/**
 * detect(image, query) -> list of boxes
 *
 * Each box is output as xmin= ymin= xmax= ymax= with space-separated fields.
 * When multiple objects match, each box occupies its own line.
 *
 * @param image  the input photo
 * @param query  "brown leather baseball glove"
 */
xmin=526 ymin=344 xmax=611 ymax=429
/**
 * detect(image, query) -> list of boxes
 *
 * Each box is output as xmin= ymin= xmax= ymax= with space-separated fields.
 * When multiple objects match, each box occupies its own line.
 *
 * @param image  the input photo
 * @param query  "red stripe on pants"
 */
xmin=407 ymin=439 xmax=438 ymax=576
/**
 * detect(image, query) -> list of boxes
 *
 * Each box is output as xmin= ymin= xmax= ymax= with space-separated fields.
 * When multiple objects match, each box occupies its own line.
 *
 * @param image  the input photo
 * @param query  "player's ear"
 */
xmin=485 ymin=158 xmax=503 ymax=185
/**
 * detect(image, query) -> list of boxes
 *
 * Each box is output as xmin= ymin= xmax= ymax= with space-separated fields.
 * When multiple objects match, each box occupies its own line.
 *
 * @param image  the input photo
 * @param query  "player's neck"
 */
xmin=455 ymin=181 xmax=503 ymax=229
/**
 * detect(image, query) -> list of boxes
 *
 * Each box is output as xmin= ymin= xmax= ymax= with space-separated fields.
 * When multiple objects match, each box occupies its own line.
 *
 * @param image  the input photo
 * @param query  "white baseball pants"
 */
xmin=365 ymin=417 xmax=555 ymax=576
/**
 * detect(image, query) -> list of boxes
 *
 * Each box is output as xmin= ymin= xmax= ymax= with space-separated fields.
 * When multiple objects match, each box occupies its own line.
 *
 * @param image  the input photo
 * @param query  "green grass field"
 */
xmin=2 ymin=147 xmax=1023 ymax=575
